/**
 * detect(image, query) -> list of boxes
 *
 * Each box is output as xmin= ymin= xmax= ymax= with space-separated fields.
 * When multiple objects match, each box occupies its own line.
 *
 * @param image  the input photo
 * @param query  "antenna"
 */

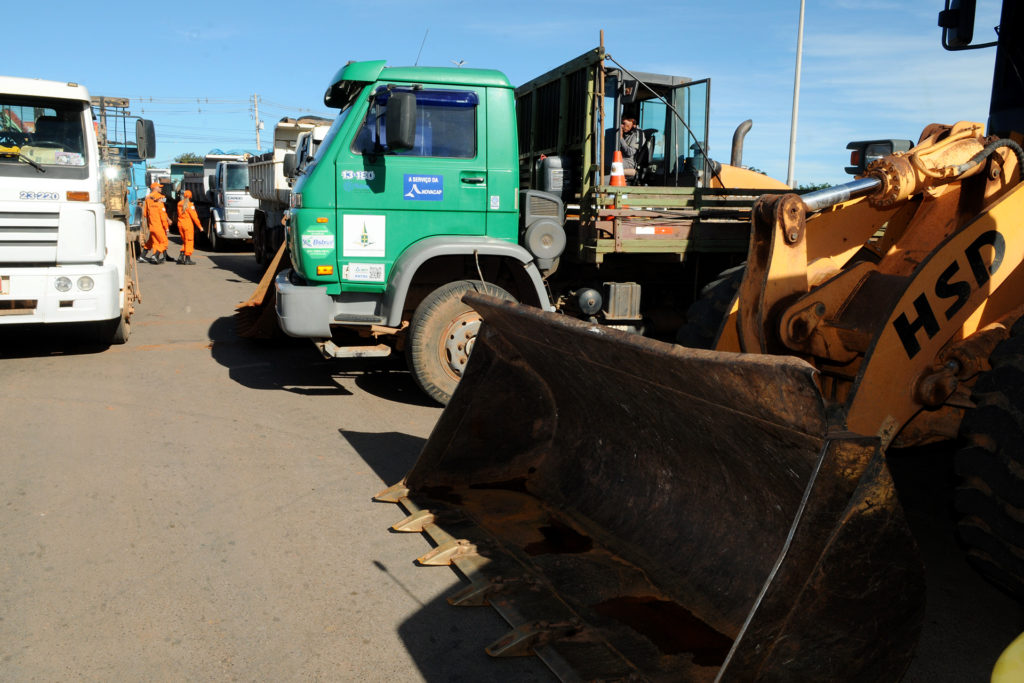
xmin=450 ymin=59 xmax=466 ymax=68
xmin=414 ymin=28 xmax=429 ymax=66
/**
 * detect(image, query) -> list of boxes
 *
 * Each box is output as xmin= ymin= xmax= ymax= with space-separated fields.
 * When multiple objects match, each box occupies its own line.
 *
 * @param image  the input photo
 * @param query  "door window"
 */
xmin=352 ymin=88 xmax=478 ymax=159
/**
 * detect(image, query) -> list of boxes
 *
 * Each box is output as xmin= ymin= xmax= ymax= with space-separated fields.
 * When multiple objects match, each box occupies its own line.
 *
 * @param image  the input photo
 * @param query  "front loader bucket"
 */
xmin=377 ymin=294 xmax=925 ymax=681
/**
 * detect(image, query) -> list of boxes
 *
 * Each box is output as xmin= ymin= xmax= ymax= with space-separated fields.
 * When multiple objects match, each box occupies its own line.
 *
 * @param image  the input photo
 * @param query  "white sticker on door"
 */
xmin=342 ymin=215 xmax=386 ymax=257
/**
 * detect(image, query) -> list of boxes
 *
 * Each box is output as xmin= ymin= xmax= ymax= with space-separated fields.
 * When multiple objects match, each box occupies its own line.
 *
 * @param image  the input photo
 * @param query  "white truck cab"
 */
xmin=0 ymin=76 xmax=153 ymax=343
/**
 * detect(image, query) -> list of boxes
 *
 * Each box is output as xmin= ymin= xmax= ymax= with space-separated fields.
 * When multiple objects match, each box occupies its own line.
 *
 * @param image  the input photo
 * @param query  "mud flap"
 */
xmin=378 ymin=294 xmax=925 ymax=681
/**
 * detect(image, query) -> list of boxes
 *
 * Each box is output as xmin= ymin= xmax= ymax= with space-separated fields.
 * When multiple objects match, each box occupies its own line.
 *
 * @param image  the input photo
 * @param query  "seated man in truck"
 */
xmin=605 ymin=117 xmax=645 ymax=179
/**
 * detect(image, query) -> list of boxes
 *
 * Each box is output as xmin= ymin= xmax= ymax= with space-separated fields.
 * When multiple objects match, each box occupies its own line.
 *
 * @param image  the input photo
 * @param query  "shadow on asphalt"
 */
xmin=393 ymin=588 xmax=555 ymax=683
xmin=339 ymin=430 xmax=427 ymax=487
xmin=205 ymin=252 xmax=264 ymax=285
xmin=207 ymin=315 xmax=437 ymax=406
xmin=0 ymin=323 xmax=118 ymax=358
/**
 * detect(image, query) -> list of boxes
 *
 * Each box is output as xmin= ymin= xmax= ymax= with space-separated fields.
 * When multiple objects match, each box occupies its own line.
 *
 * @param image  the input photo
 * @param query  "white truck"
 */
xmin=249 ymin=116 xmax=330 ymax=265
xmin=181 ymin=152 xmax=257 ymax=250
xmin=0 ymin=76 xmax=154 ymax=344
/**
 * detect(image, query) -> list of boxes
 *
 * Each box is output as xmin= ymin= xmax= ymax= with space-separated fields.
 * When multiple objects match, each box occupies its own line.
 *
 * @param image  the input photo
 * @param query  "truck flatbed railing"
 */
xmin=580 ymin=185 xmax=790 ymax=262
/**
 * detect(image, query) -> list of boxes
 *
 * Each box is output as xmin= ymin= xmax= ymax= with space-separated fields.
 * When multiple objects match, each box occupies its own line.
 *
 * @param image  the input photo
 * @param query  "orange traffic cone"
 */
xmin=610 ymin=150 xmax=627 ymax=187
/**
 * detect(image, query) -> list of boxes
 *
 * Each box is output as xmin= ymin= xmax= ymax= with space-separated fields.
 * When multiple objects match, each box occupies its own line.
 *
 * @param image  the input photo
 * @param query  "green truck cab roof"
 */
xmin=324 ymin=60 xmax=512 ymax=107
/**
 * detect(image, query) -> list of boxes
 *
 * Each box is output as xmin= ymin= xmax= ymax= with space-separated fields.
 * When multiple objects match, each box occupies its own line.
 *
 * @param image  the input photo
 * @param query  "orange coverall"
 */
xmin=177 ymin=194 xmax=203 ymax=256
xmin=143 ymin=189 xmax=170 ymax=254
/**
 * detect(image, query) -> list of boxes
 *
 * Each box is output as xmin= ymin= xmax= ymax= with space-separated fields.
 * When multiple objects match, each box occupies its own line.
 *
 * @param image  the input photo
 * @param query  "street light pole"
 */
xmin=787 ymin=0 xmax=806 ymax=188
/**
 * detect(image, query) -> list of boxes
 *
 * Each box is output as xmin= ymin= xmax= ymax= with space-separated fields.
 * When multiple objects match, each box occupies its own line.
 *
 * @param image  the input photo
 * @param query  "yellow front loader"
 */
xmin=377 ymin=2 xmax=1024 ymax=679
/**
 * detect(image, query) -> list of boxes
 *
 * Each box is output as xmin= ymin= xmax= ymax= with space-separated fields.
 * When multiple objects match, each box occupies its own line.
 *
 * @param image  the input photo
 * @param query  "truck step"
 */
xmin=316 ymin=340 xmax=392 ymax=359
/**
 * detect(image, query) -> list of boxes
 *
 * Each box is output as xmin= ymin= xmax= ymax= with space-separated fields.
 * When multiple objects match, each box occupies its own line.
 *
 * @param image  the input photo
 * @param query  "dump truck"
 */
xmin=375 ymin=1 xmax=1024 ymax=680
xmin=266 ymin=44 xmax=786 ymax=404
xmin=181 ymin=151 xmax=256 ymax=250
xmin=0 ymin=78 xmax=154 ymax=344
xmin=249 ymin=116 xmax=331 ymax=266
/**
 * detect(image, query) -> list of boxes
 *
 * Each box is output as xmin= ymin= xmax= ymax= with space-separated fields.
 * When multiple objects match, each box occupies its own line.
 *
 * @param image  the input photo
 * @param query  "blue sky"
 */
xmin=8 ymin=1 xmax=1002 ymax=186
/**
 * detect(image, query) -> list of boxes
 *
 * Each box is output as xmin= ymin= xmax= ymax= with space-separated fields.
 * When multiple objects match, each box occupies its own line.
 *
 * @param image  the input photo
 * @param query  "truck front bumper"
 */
xmin=275 ymin=269 xmax=333 ymax=338
xmin=213 ymin=220 xmax=253 ymax=240
xmin=275 ymin=269 xmax=386 ymax=339
xmin=0 ymin=265 xmax=120 ymax=325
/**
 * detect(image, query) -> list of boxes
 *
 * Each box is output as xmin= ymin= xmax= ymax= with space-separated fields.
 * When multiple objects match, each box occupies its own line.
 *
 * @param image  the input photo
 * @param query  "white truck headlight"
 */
xmin=55 ymin=277 xmax=72 ymax=292
xmin=77 ymin=276 xmax=94 ymax=291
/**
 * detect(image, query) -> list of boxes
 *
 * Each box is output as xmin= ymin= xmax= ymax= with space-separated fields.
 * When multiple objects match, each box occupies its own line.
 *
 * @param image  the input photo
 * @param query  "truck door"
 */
xmin=659 ymin=78 xmax=709 ymax=185
xmin=334 ymin=87 xmax=487 ymax=288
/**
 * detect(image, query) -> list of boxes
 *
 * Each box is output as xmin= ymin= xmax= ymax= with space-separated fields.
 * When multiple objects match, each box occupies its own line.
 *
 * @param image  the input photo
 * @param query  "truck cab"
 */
xmin=209 ymin=159 xmax=257 ymax=245
xmin=0 ymin=77 xmax=152 ymax=343
xmin=275 ymin=54 xmax=783 ymax=404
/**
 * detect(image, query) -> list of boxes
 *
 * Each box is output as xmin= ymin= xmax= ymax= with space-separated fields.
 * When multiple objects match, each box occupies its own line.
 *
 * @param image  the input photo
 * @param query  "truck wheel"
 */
xmin=253 ymin=213 xmax=266 ymax=265
xmin=207 ymin=216 xmax=220 ymax=252
xmin=110 ymin=307 xmax=131 ymax=344
xmin=676 ymin=263 xmax=746 ymax=349
xmin=407 ymin=280 xmax=515 ymax=405
xmin=955 ymin=317 xmax=1024 ymax=600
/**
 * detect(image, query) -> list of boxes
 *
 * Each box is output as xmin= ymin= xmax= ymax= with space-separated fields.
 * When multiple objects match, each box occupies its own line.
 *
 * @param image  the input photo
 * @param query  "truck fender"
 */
xmin=383 ymin=236 xmax=553 ymax=328
xmin=104 ymin=218 xmax=128 ymax=310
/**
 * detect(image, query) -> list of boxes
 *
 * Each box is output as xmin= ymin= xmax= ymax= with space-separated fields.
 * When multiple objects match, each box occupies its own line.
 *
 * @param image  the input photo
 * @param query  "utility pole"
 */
xmin=786 ymin=0 xmax=806 ymax=188
xmin=253 ymin=94 xmax=262 ymax=151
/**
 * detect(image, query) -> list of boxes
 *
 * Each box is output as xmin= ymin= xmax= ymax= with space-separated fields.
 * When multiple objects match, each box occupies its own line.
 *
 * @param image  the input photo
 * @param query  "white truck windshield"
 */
xmin=0 ymin=96 xmax=87 ymax=168
xmin=224 ymin=164 xmax=249 ymax=191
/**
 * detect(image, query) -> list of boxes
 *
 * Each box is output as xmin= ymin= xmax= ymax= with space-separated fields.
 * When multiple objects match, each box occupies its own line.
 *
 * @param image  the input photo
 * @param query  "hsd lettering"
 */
xmin=892 ymin=230 xmax=1005 ymax=358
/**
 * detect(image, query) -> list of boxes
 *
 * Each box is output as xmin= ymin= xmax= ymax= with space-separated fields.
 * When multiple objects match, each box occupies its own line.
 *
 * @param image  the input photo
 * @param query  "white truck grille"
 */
xmin=0 ymin=211 xmax=59 ymax=264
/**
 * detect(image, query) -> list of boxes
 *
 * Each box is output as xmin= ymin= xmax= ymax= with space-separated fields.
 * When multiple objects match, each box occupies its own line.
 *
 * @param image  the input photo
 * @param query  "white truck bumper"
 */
xmin=0 ymin=265 xmax=120 ymax=325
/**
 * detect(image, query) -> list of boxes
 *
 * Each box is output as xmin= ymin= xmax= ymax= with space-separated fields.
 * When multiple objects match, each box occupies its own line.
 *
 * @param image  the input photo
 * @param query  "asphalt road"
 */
xmin=0 ymin=235 xmax=1020 ymax=680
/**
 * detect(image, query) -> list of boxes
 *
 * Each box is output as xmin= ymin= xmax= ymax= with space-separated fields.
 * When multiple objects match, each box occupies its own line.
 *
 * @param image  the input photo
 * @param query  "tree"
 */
xmin=174 ymin=152 xmax=203 ymax=163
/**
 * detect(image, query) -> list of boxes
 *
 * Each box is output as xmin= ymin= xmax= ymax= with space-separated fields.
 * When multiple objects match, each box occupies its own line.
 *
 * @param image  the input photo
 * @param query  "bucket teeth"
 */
xmin=485 ymin=621 xmax=579 ymax=658
xmin=416 ymin=539 xmax=477 ymax=566
xmin=373 ymin=481 xmax=409 ymax=503
xmin=391 ymin=509 xmax=435 ymax=533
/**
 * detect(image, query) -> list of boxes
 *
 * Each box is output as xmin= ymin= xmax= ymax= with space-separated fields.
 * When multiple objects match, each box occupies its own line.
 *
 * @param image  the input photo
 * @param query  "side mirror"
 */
xmin=938 ymin=0 xmax=995 ymax=50
xmin=385 ymin=91 xmax=417 ymax=153
xmin=845 ymin=139 xmax=914 ymax=175
xmin=135 ymin=119 xmax=156 ymax=159
xmin=939 ymin=0 xmax=975 ymax=48
xmin=283 ymin=152 xmax=297 ymax=178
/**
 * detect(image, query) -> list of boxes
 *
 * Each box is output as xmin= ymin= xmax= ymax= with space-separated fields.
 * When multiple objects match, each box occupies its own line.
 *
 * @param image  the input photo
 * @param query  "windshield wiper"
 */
xmin=18 ymin=153 xmax=46 ymax=173
xmin=1 ymin=147 xmax=46 ymax=173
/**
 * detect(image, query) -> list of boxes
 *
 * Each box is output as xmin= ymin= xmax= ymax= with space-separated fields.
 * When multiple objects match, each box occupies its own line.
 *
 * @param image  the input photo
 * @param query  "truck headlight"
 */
xmin=77 ymin=276 xmax=94 ymax=292
xmin=290 ymin=193 xmax=302 ymax=209
xmin=55 ymin=276 xmax=72 ymax=292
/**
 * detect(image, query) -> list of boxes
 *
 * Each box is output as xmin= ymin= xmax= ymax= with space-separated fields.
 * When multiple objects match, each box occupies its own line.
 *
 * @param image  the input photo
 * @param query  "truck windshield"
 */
xmin=312 ymin=106 xmax=352 ymax=167
xmin=224 ymin=164 xmax=249 ymax=191
xmin=0 ymin=95 xmax=88 ymax=168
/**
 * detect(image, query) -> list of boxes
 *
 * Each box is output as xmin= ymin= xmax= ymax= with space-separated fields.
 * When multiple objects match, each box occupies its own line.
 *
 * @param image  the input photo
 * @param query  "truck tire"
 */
xmin=207 ymin=215 xmax=220 ymax=252
xmin=407 ymin=280 xmax=515 ymax=405
xmin=955 ymin=317 xmax=1024 ymax=600
xmin=253 ymin=213 xmax=265 ymax=265
xmin=676 ymin=263 xmax=746 ymax=349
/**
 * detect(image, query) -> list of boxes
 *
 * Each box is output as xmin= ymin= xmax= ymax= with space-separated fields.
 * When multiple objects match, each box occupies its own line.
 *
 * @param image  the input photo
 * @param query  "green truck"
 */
xmin=275 ymin=47 xmax=786 ymax=403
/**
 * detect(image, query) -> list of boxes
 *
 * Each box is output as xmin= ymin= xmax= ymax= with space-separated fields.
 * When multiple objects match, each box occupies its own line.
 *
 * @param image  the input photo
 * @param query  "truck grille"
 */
xmin=0 ymin=211 xmax=59 ymax=264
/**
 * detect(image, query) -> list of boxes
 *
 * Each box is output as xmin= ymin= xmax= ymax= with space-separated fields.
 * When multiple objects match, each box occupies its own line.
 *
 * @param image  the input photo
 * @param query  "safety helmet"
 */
xmin=150 ymin=182 xmax=159 ymax=189
xmin=184 ymin=189 xmax=192 ymax=198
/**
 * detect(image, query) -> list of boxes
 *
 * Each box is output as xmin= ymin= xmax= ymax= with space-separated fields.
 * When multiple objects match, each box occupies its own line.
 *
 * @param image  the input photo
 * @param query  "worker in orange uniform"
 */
xmin=141 ymin=182 xmax=171 ymax=264
xmin=175 ymin=190 xmax=203 ymax=265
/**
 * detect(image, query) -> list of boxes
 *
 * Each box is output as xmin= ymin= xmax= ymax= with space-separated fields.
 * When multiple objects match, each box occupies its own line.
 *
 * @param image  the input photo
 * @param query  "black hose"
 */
xmin=955 ymin=138 xmax=1024 ymax=178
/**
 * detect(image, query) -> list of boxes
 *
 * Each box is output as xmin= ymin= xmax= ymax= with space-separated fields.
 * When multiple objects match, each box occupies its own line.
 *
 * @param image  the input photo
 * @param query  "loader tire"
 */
xmin=955 ymin=318 xmax=1024 ymax=600
xmin=676 ymin=263 xmax=745 ymax=349
xmin=407 ymin=280 xmax=515 ymax=406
